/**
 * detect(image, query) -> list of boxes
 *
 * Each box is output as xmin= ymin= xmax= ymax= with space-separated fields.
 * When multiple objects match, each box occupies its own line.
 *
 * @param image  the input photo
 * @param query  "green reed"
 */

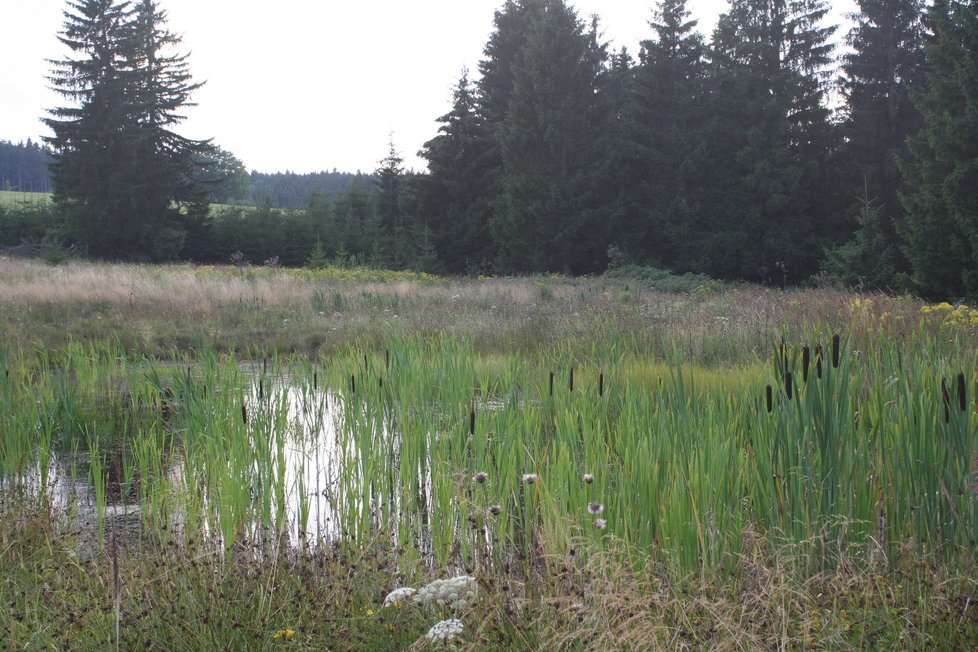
xmin=0 ymin=328 xmax=974 ymax=576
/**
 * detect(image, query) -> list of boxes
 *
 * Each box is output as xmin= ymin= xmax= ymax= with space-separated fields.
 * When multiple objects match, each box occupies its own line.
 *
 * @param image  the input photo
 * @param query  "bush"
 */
xmin=603 ymin=264 xmax=722 ymax=293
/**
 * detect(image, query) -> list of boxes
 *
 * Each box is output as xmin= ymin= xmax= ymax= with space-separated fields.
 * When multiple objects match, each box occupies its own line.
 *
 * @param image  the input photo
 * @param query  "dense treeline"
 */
xmin=0 ymin=139 xmax=370 ymax=208
xmin=412 ymin=0 xmax=977 ymax=294
xmin=8 ymin=0 xmax=978 ymax=297
xmin=247 ymin=170 xmax=373 ymax=208
xmin=0 ymin=140 xmax=52 ymax=193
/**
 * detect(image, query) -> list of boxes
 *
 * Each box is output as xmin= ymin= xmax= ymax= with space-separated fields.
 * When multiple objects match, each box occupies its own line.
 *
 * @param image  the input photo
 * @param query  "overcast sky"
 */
xmin=0 ymin=0 xmax=857 ymax=174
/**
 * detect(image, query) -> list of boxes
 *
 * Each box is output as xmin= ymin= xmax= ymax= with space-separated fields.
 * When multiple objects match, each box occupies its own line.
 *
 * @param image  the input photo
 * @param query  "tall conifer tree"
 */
xmin=702 ymin=0 xmax=840 ymax=282
xmin=826 ymin=0 xmax=925 ymax=287
xmin=417 ymin=71 xmax=496 ymax=273
xmin=898 ymin=0 xmax=978 ymax=297
xmin=630 ymin=0 xmax=707 ymax=268
xmin=491 ymin=0 xmax=607 ymax=274
xmin=374 ymin=138 xmax=405 ymax=267
xmin=44 ymin=0 xmax=212 ymax=260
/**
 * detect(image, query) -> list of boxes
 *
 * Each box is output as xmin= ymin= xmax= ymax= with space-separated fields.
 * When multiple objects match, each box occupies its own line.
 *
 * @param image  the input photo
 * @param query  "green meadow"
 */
xmin=0 ymin=190 xmax=53 ymax=206
xmin=1 ymin=257 xmax=977 ymax=650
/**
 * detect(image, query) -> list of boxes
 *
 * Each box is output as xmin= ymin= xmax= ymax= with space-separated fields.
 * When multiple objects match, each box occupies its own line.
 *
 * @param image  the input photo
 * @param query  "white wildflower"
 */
xmin=425 ymin=618 xmax=464 ymax=642
xmin=383 ymin=587 xmax=416 ymax=608
xmin=413 ymin=575 xmax=478 ymax=611
xmin=594 ymin=518 xmax=607 ymax=530
xmin=521 ymin=473 xmax=538 ymax=484
xmin=588 ymin=502 xmax=604 ymax=515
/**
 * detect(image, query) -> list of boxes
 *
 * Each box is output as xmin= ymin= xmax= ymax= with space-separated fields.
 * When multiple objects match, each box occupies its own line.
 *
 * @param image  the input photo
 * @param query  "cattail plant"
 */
xmin=957 ymin=372 xmax=966 ymax=412
xmin=942 ymin=377 xmax=951 ymax=423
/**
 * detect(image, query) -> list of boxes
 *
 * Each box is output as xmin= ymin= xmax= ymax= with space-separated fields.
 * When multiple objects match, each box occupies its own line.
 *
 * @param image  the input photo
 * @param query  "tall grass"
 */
xmin=2 ymin=328 xmax=974 ymax=578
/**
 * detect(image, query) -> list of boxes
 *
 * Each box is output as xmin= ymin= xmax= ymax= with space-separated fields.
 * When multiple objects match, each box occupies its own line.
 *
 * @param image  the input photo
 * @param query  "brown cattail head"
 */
xmin=469 ymin=406 xmax=476 ymax=436
xmin=785 ymin=371 xmax=793 ymax=400
xmin=599 ymin=372 xmax=604 ymax=397
xmin=942 ymin=378 xmax=950 ymax=423
xmin=351 ymin=374 xmax=356 ymax=394
xmin=957 ymin=372 xmax=966 ymax=412
xmin=802 ymin=346 xmax=811 ymax=383
xmin=832 ymin=334 xmax=840 ymax=369
xmin=241 ymin=403 xmax=248 ymax=425
xmin=385 ymin=349 xmax=390 ymax=369
xmin=766 ymin=385 xmax=773 ymax=413
xmin=569 ymin=367 xmax=574 ymax=392
xmin=549 ymin=371 xmax=554 ymax=396
xmin=815 ymin=345 xmax=823 ymax=378
xmin=313 ymin=371 xmax=318 ymax=390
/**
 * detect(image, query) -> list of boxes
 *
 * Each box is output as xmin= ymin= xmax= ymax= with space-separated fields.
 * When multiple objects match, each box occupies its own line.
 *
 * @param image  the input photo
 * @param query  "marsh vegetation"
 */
xmin=2 ymin=258 xmax=977 ymax=650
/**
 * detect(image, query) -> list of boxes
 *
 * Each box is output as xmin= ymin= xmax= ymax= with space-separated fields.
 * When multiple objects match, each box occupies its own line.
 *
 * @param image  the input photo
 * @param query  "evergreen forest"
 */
xmin=3 ymin=0 xmax=978 ymax=298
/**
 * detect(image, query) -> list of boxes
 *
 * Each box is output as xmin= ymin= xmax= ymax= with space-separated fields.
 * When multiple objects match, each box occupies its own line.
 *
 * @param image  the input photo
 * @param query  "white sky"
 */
xmin=0 ymin=0 xmax=857 ymax=174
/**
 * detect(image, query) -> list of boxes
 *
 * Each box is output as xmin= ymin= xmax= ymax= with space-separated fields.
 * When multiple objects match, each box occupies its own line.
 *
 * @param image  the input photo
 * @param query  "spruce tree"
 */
xmin=44 ymin=0 xmax=212 ymax=261
xmin=630 ymin=0 xmax=707 ymax=268
xmin=898 ymin=0 xmax=978 ymax=297
xmin=590 ymin=47 xmax=640 ymax=265
xmin=702 ymin=0 xmax=840 ymax=282
xmin=491 ymin=0 xmax=607 ymax=274
xmin=417 ymin=71 xmax=496 ymax=273
xmin=374 ymin=138 xmax=406 ymax=267
xmin=830 ymin=0 xmax=925 ymax=287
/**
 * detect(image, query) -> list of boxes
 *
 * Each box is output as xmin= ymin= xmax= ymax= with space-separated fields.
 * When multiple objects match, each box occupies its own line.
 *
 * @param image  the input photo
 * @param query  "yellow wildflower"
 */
xmin=272 ymin=629 xmax=296 ymax=640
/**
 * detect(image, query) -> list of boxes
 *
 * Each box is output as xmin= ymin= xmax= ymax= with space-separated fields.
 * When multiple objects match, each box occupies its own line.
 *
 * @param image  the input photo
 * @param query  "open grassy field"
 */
xmin=0 ymin=190 xmax=244 ymax=213
xmin=0 ymin=190 xmax=53 ymax=206
xmin=2 ymin=256 xmax=977 ymax=650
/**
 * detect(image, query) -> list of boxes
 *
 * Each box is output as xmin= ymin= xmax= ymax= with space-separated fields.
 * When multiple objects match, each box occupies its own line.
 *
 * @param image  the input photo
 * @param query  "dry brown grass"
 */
xmin=0 ymin=256 xmax=941 ymax=363
xmin=481 ymin=535 xmax=978 ymax=651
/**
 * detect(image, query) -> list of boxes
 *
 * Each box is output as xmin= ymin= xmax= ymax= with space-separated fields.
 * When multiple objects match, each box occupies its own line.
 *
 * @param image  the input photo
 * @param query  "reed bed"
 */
xmin=5 ymin=333 xmax=974 ymax=565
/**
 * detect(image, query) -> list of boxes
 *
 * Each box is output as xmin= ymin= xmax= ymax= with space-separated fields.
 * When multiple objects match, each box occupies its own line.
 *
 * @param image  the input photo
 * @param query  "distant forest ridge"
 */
xmin=247 ymin=170 xmax=376 ymax=208
xmin=0 ymin=141 xmax=371 ymax=207
xmin=0 ymin=140 xmax=51 ymax=193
